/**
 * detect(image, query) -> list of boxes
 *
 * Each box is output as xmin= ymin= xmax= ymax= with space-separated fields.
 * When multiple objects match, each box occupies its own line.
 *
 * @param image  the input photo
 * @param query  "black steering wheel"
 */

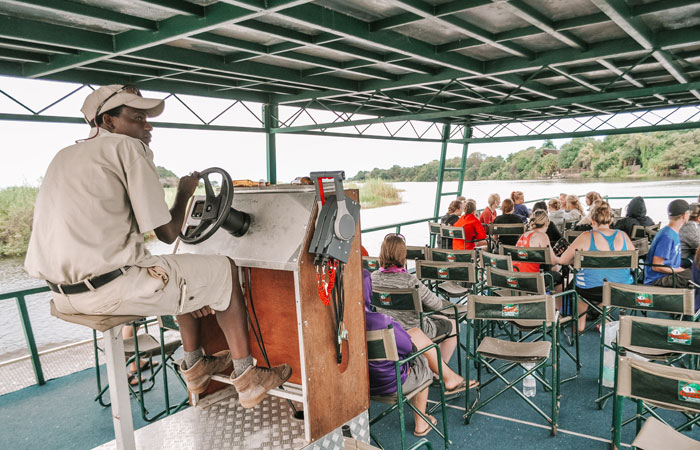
xmin=179 ymin=167 xmax=250 ymax=244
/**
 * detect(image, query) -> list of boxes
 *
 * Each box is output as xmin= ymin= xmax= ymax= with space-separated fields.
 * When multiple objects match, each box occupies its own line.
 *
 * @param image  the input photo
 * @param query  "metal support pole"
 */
xmin=16 ymin=295 xmax=45 ymax=385
xmin=433 ymin=123 xmax=451 ymax=220
xmin=263 ymin=104 xmax=278 ymax=185
xmin=103 ymin=325 xmax=136 ymax=450
xmin=456 ymin=125 xmax=472 ymax=196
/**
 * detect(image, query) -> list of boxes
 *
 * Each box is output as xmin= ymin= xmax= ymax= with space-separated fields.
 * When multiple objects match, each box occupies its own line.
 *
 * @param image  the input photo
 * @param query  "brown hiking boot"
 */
xmin=180 ymin=350 xmax=232 ymax=394
xmin=231 ymin=363 xmax=292 ymax=409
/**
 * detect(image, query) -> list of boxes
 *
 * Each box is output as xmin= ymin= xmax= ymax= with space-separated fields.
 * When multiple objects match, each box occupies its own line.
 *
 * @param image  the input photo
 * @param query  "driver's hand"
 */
xmin=177 ymin=171 xmax=200 ymax=198
xmin=190 ymin=305 xmax=215 ymax=319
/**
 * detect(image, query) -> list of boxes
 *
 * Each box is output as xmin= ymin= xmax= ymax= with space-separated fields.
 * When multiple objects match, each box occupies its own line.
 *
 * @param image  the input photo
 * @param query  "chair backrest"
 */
xmin=467 ymin=294 xmax=555 ymax=324
xmin=632 ymin=238 xmax=649 ymax=256
xmin=564 ymin=220 xmax=578 ymax=230
xmin=564 ymin=229 xmax=584 ymax=244
xmin=416 ymin=260 xmax=477 ymax=283
xmin=428 ymin=248 xmax=476 ymax=263
xmin=441 ymin=225 xmax=465 ymax=240
xmin=488 ymin=223 xmax=525 ymax=237
xmin=631 ymin=225 xmax=647 ymax=240
xmin=363 ymin=256 xmax=380 ymax=273
xmin=479 ymin=250 xmax=513 ymax=271
xmin=618 ymin=316 xmax=700 ymax=356
xmin=406 ymin=245 xmax=428 ymax=261
xmin=486 ymin=266 xmax=546 ymax=295
xmin=371 ymin=287 xmax=422 ymax=312
xmin=428 ymin=221 xmax=441 ymax=237
xmin=158 ymin=315 xmax=179 ymax=331
xmin=617 ymin=356 xmax=700 ymax=413
xmin=500 ymin=244 xmax=552 ymax=265
xmin=366 ymin=326 xmax=399 ymax=362
xmin=602 ymin=281 xmax=694 ymax=315
xmin=573 ymin=250 xmax=638 ymax=270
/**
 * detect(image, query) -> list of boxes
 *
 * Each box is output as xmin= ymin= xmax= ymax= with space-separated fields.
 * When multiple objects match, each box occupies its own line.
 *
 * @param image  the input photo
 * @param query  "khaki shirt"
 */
xmin=24 ymin=129 xmax=171 ymax=284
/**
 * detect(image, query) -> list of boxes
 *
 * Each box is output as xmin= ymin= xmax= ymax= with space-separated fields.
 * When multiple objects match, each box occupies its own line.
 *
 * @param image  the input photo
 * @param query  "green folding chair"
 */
xmin=596 ymin=282 xmax=696 ymax=410
xmin=416 ymin=260 xmax=478 ymax=301
xmin=407 ymin=245 xmax=429 ymax=262
xmin=628 ymin=417 xmax=700 ymax=450
xmin=363 ymin=256 xmax=380 ymax=273
xmin=367 ymin=325 xmax=449 ymax=450
xmin=572 ymin=250 xmax=639 ymax=333
xmin=464 ymin=294 xmax=560 ymax=435
xmin=428 ymin=248 xmax=476 ymax=264
xmin=612 ymin=357 xmax=700 ymax=449
xmin=428 ymin=221 xmax=442 ymax=248
xmin=564 ymin=230 xmax=584 ymax=244
xmin=500 ymin=244 xmax=556 ymax=291
xmin=479 ymin=250 xmax=513 ymax=272
xmin=632 ymin=239 xmax=649 ymax=258
xmin=487 ymin=223 xmax=525 ymax=253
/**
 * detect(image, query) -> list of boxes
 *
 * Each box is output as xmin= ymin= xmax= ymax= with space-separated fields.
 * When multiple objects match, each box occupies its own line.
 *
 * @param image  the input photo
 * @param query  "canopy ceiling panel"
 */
xmin=0 ymin=0 xmax=698 ymax=129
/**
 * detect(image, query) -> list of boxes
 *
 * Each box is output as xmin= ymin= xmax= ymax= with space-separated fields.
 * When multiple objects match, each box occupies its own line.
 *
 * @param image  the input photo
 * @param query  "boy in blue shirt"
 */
xmin=644 ymin=199 xmax=692 ymax=287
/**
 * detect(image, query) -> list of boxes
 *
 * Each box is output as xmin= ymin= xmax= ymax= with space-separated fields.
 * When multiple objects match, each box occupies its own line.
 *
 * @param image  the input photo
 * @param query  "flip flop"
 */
xmin=468 ymin=379 xmax=480 ymax=389
xmin=129 ymin=358 xmax=159 ymax=374
xmin=413 ymin=415 xmax=437 ymax=437
xmin=127 ymin=373 xmax=146 ymax=387
xmin=444 ymin=380 xmax=467 ymax=395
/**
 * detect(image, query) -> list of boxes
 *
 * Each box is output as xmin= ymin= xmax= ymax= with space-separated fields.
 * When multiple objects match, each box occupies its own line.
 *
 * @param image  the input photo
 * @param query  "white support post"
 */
xmin=103 ymin=326 xmax=136 ymax=450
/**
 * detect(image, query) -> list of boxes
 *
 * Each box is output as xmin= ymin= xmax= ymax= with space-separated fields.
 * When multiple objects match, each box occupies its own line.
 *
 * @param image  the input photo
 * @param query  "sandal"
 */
xmin=414 ymin=415 xmax=437 ymax=437
xmin=129 ymin=358 xmax=159 ymax=374
xmin=444 ymin=380 xmax=467 ymax=395
xmin=127 ymin=373 xmax=146 ymax=386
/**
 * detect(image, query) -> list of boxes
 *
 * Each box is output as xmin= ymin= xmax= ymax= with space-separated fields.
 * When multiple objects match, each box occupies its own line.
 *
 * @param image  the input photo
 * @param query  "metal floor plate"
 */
xmin=94 ymin=390 xmax=369 ymax=450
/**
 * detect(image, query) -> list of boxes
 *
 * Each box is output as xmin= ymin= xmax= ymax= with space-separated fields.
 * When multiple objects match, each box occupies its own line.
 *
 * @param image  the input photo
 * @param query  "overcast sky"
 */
xmin=0 ymin=75 xmax=571 ymax=188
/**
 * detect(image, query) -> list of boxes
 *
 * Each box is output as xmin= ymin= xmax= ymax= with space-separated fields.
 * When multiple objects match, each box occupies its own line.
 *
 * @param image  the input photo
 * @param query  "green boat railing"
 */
xmin=0 ymin=284 xmax=51 ymax=386
xmin=1 ymin=194 xmax=697 ymax=390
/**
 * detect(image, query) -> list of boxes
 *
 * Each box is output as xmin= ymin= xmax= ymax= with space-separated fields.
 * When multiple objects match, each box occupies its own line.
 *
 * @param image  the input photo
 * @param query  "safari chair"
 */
xmin=487 ymin=223 xmax=525 ymax=253
xmin=50 ymin=300 xmax=140 ymax=450
xmin=629 ymin=417 xmax=700 ymax=450
xmin=479 ymin=250 xmax=513 ymax=272
xmin=439 ymin=225 xmax=465 ymax=249
xmin=631 ymin=223 xmax=661 ymax=243
xmin=500 ymin=244 xmax=556 ymax=291
xmin=564 ymin=229 xmax=584 ymax=244
xmin=363 ymin=256 xmax=380 ymax=273
xmin=416 ymin=260 xmax=479 ymax=302
xmin=464 ymin=294 xmax=560 ymax=435
xmin=428 ymin=222 xmax=441 ymax=248
xmin=406 ymin=245 xmax=428 ymax=262
xmin=632 ymin=239 xmax=649 ymax=258
xmin=612 ymin=357 xmax=700 ymax=449
xmin=596 ymin=282 xmax=696 ymax=410
xmin=367 ymin=325 xmax=449 ymax=450
xmin=428 ymin=248 xmax=476 ymax=264
xmin=484 ymin=266 xmax=581 ymax=382
xmin=572 ymin=250 xmax=639 ymax=333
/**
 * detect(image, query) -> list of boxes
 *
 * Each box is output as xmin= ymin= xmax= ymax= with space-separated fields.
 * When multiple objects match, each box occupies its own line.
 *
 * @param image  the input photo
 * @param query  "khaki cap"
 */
xmin=81 ymin=84 xmax=165 ymax=122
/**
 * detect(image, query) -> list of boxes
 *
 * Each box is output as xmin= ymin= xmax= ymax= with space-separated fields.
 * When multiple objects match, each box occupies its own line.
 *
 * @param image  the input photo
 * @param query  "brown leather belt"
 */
xmin=47 ymin=266 xmax=130 ymax=295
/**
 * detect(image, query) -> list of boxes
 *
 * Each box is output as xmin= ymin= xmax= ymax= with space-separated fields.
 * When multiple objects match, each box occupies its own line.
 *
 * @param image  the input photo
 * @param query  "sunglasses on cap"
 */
xmin=384 ymin=232 xmax=405 ymax=242
xmin=95 ymin=85 xmax=141 ymax=119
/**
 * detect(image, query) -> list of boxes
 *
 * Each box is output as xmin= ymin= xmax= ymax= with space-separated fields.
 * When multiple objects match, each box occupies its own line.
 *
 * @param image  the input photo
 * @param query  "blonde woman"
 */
xmin=585 ymin=191 xmax=602 ymax=209
xmin=564 ymin=195 xmax=584 ymax=222
xmin=548 ymin=198 xmax=565 ymax=232
xmin=479 ymin=193 xmax=500 ymax=225
xmin=512 ymin=210 xmax=562 ymax=290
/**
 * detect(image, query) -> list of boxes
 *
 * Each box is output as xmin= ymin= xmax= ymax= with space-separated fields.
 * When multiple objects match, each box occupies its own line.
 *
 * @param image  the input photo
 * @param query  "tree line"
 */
xmin=352 ymin=130 xmax=700 ymax=182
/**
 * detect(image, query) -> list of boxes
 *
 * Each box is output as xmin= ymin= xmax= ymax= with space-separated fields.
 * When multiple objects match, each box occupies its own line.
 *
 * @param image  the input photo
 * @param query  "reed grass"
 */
xmin=347 ymin=179 xmax=402 ymax=209
xmin=0 ymin=186 xmax=39 ymax=257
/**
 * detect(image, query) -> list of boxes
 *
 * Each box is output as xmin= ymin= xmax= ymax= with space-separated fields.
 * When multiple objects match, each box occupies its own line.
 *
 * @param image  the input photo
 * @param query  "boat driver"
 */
xmin=24 ymin=85 xmax=291 ymax=408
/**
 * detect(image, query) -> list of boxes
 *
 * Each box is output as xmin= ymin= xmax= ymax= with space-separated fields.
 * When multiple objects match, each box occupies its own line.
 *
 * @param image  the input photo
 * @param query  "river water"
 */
xmin=1 ymin=178 xmax=698 ymax=360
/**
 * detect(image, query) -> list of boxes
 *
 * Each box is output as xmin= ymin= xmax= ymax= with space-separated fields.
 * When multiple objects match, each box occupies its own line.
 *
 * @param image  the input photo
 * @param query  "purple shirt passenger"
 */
xmin=363 ymin=269 xmax=415 ymax=396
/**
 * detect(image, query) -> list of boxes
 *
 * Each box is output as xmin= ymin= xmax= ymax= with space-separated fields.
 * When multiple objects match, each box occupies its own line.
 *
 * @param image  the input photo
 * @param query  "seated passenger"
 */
xmin=479 ymin=193 xmax=500 ymax=225
xmin=560 ymin=202 xmax=635 ymax=332
xmin=575 ymin=199 xmax=604 ymax=232
xmin=363 ymin=270 xmax=473 ymax=399
xmin=512 ymin=210 xmax=562 ymax=291
xmin=439 ymin=200 xmax=464 ymax=249
xmin=585 ymin=191 xmax=602 ymax=210
xmin=492 ymin=198 xmax=523 ymax=246
xmin=613 ymin=196 xmax=654 ymax=237
xmin=371 ymin=234 xmax=458 ymax=362
xmin=511 ymin=191 xmax=530 ymax=223
xmin=532 ymin=201 xmax=562 ymax=246
xmin=564 ymin=194 xmax=584 ymax=223
xmin=644 ymin=199 xmax=692 ymax=287
xmin=453 ymin=199 xmax=487 ymax=250
xmin=680 ymin=203 xmax=700 ymax=263
xmin=548 ymin=198 xmax=565 ymax=233
xmin=559 ymin=193 xmax=568 ymax=209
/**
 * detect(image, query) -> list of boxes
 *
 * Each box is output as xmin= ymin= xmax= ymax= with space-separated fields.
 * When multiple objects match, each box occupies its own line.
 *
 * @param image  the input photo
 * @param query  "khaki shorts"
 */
xmin=51 ymin=254 xmax=233 ymax=316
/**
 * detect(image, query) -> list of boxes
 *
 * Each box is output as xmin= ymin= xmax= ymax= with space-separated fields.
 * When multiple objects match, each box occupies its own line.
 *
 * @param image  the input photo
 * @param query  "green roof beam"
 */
xmin=370 ymin=0 xmax=491 ymax=31
xmin=139 ymin=0 xmax=205 ymax=16
xmin=0 ymin=48 xmax=50 ymax=64
xmin=0 ymin=16 xmax=114 ymax=53
xmin=3 ymin=0 xmax=158 ymax=31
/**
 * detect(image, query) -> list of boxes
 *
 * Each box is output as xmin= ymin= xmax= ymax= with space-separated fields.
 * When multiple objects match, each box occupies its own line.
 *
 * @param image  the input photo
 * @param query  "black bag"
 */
xmin=553 ymin=238 xmax=569 ymax=257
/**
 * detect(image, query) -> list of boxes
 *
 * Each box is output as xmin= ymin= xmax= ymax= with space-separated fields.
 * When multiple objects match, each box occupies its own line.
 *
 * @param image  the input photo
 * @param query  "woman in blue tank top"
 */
xmin=560 ymin=201 xmax=635 ymax=332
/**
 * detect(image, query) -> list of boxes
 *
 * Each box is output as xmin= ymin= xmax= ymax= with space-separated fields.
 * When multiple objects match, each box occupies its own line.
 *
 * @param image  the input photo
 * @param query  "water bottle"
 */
xmin=522 ymin=362 xmax=536 ymax=397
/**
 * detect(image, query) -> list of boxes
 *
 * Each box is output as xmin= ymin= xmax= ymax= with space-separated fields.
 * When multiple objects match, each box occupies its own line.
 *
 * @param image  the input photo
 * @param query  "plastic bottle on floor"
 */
xmin=523 ymin=362 xmax=536 ymax=397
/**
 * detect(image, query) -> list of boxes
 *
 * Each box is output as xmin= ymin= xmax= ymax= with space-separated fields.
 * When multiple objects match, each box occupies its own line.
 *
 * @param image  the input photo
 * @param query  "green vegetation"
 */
xmin=0 ymin=186 xmax=39 ymax=257
xmin=352 ymin=130 xmax=700 ymax=181
xmin=347 ymin=179 xmax=402 ymax=208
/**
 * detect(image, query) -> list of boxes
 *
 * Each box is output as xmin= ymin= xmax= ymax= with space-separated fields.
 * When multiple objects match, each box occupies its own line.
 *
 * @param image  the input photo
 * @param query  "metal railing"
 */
xmin=0 ymin=285 xmax=50 ymax=386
